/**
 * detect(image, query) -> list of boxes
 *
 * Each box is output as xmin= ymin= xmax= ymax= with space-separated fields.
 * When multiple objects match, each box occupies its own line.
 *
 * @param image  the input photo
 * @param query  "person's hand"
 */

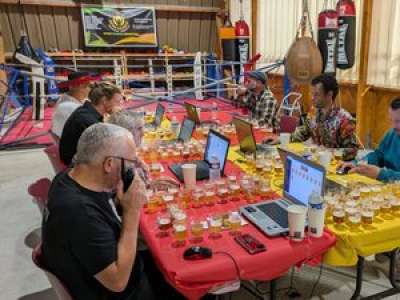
xmin=237 ymin=86 xmax=247 ymax=96
xmin=149 ymin=176 xmax=180 ymax=191
xmin=262 ymin=136 xmax=280 ymax=145
xmin=336 ymin=161 xmax=355 ymax=172
xmin=135 ymin=158 xmax=150 ymax=181
xmin=353 ymin=164 xmax=381 ymax=179
xmin=116 ymin=171 xmax=147 ymax=215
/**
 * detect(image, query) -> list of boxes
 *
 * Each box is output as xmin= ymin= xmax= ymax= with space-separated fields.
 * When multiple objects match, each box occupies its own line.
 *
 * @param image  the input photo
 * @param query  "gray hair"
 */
xmin=74 ymin=123 xmax=132 ymax=165
xmin=108 ymin=110 xmax=144 ymax=131
xmin=108 ymin=110 xmax=144 ymax=146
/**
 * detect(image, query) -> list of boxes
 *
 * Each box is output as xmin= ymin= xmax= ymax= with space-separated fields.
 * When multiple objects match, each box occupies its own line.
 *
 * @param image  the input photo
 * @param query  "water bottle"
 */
xmin=209 ymin=155 xmax=221 ymax=182
xmin=211 ymin=102 xmax=218 ymax=120
xmin=309 ymin=191 xmax=323 ymax=210
xmin=308 ymin=191 xmax=325 ymax=238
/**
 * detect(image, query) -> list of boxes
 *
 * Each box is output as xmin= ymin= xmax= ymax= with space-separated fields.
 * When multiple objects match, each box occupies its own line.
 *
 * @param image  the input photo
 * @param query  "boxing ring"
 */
xmin=0 ymin=57 xmax=284 ymax=150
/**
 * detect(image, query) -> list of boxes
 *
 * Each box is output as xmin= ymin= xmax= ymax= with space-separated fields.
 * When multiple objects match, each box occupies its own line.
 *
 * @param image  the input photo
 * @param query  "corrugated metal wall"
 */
xmin=0 ymin=0 xmax=221 ymax=54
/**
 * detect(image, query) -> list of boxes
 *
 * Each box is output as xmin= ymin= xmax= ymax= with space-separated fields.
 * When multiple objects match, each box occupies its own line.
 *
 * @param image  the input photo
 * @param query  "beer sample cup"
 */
xmin=279 ymin=133 xmax=291 ymax=148
xmin=182 ymin=164 xmax=197 ymax=190
xmin=308 ymin=206 xmax=326 ymax=238
xmin=288 ymin=205 xmax=307 ymax=241
xmin=319 ymin=151 xmax=332 ymax=169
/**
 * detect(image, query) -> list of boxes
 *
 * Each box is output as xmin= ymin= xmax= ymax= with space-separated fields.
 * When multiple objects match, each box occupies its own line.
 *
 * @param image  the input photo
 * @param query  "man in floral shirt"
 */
xmin=292 ymin=74 xmax=359 ymax=161
xmin=237 ymin=71 xmax=279 ymax=130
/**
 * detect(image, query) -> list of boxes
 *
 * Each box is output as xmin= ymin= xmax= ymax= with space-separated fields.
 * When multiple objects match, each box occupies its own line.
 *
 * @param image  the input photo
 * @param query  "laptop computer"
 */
xmin=232 ymin=117 xmax=269 ymax=154
xmin=240 ymin=152 xmax=326 ymax=236
xmin=277 ymin=146 xmax=344 ymax=193
xmin=146 ymin=103 xmax=165 ymax=129
xmin=184 ymin=102 xmax=201 ymax=125
xmin=184 ymin=102 xmax=218 ymax=126
xmin=161 ymin=117 xmax=196 ymax=145
xmin=169 ymin=129 xmax=231 ymax=182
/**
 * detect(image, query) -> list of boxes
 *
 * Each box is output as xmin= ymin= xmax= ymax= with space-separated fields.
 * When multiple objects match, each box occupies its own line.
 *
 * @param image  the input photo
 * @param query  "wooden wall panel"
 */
xmin=0 ymin=5 xmax=15 ymax=52
xmin=6 ymin=5 xmax=25 ymax=50
xmin=53 ymin=7 xmax=72 ymax=50
xmin=0 ymin=0 xmax=219 ymax=53
xmin=37 ymin=6 xmax=57 ymax=49
xmin=188 ymin=0 xmax=201 ymax=52
xmin=66 ymin=7 xmax=83 ymax=50
xmin=338 ymin=84 xmax=357 ymax=115
xmin=176 ymin=0 xmax=190 ymax=51
xmin=370 ymin=90 xmax=398 ymax=146
xmin=22 ymin=5 xmax=44 ymax=49
xmin=166 ymin=0 xmax=179 ymax=49
xmin=156 ymin=10 xmax=168 ymax=48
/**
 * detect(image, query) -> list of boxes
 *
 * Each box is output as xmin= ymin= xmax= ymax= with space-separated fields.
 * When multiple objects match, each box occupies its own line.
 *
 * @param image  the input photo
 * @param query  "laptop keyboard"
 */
xmin=258 ymin=202 xmax=289 ymax=228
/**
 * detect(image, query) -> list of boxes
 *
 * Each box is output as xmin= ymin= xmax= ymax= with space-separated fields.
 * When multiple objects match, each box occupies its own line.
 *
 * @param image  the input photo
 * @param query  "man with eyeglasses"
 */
xmin=42 ymin=123 xmax=155 ymax=300
xmin=59 ymin=82 xmax=123 ymax=166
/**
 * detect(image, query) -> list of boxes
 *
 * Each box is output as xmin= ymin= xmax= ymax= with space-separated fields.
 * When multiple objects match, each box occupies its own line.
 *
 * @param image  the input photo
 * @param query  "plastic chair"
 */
xmin=28 ymin=178 xmax=51 ymax=215
xmin=44 ymin=144 xmax=68 ymax=174
xmin=32 ymin=245 xmax=74 ymax=300
xmin=280 ymin=115 xmax=299 ymax=134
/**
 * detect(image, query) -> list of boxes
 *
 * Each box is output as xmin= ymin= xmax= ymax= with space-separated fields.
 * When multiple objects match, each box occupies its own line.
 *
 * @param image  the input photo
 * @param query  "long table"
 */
xmin=229 ymin=142 xmax=400 ymax=300
xmin=139 ymin=105 xmax=337 ymax=299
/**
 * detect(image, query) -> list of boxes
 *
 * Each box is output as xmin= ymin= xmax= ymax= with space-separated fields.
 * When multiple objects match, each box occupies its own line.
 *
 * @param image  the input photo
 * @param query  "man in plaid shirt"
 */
xmin=237 ymin=71 xmax=279 ymax=130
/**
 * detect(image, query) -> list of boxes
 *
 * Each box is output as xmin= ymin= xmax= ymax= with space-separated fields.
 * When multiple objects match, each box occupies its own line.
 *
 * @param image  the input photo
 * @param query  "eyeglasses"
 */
xmin=105 ymin=156 xmax=139 ymax=167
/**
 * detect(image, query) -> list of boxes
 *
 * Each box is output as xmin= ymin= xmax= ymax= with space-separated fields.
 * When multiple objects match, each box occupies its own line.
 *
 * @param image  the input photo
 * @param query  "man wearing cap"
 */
xmin=237 ymin=70 xmax=279 ymax=130
xmin=51 ymin=72 xmax=96 ymax=141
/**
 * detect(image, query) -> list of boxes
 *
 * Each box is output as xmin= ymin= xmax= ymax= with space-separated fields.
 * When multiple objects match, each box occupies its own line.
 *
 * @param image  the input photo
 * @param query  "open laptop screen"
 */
xmin=233 ymin=118 xmax=256 ymax=153
xmin=204 ymin=130 xmax=230 ymax=172
xmin=184 ymin=102 xmax=201 ymax=124
xmin=284 ymin=153 xmax=325 ymax=206
xmin=154 ymin=104 xmax=165 ymax=127
xmin=178 ymin=118 xmax=195 ymax=142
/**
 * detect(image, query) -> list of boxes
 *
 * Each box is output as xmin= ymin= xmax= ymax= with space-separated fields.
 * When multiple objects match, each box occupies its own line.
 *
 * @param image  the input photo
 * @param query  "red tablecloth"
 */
xmin=140 ymin=160 xmax=337 ymax=299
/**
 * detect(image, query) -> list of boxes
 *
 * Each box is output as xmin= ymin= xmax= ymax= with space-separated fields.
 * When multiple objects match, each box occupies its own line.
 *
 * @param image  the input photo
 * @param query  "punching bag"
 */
xmin=235 ymin=0 xmax=250 ymax=84
xmin=318 ymin=9 xmax=338 ymax=76
xmin=286 ymin=1 xmax=322 ymax=85
xmin=336 ymin=0 xmax=356 ymax=69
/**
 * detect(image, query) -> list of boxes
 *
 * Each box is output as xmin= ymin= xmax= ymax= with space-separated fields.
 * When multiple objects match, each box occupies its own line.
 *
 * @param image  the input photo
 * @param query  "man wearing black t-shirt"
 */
xmin=42 ymin=123 xmax=154 ymax=300
xmin=59 ymin=82 xmax=122 ymax=166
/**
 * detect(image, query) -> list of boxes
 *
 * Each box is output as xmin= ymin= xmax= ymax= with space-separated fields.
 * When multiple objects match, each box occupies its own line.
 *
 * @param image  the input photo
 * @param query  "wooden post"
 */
xmin=214 ymin=0 xmax=226 ymax=59
xmin=251 ymin=0 xmax=257 ymax=58
xmin=355 ymin=0 xmax=374 ymax=146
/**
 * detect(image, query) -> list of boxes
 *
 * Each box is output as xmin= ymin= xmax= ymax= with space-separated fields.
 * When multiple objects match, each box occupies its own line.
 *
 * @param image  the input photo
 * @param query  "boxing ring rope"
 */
xmin=0 ymin=59 xmax=284 ymax=149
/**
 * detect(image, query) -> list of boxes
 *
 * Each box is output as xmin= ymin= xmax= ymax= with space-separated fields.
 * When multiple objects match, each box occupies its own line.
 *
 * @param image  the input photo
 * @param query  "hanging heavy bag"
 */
xmin=336 ymin=0 xmax=356 ymax=69
xmin=318 ymin=7 xmax=339 ymax=76
xmin=286 ymin=0 xmax=323 ymax=85
xmin=235 ymin=0 xmax=250 ymax=84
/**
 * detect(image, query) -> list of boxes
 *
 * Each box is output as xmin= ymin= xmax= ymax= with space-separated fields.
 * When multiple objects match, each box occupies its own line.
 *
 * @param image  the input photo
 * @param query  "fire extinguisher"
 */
xmin=235 ymin=0 xmax=250 ymax=84
xmin=318 ymin=6 xmax=338 ymax=76
xmin=336 ymin=0 xmax=356 ymax=69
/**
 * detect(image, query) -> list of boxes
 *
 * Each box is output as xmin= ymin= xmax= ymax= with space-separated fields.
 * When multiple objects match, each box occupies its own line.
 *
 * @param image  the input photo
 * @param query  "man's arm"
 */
xmin=95 ymin=176 xmax=146 ymax=292
xmin=291 ymin=124 xmax=311 ymax=143
xmin=259 ymin=92 xmax=278 ymax=129
xmin=378 ymin=168 xmax=400 ymax=182
xmin=95 ymin=209 xmax=140 ymax=292
xmin=338 ymin=118 xmax=359 ymax=161
xmin=365 ymin=132 xmax=389 ymax=166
